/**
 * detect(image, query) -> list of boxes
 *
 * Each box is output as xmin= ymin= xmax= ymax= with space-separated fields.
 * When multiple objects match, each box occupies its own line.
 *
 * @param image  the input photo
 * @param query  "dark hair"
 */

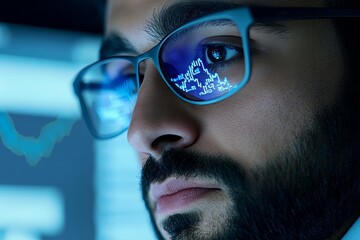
xmin=99 ymin=0 xmax=359 ymax=101
xmin=95 ymin=0 xmax=107 ymax=19
xmin=324 ymin=0 xmax=360 ymax=140
xmin=325 ymin=0 xmax=360 ymax=99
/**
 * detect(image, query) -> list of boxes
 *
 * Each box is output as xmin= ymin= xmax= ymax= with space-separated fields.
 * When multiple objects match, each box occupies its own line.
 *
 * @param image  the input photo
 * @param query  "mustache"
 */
xmin=139 ymin=148 xmax=249 ymax=240
xmin=139 ymin=103 xmax=360 ymax=240
xmin=140 ymin=148 xmax=247 ymax=204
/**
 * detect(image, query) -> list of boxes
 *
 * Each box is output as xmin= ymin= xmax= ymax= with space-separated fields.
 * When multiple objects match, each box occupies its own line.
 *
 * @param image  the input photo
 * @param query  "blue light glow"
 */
xmin=95 ymin=134 xmax=156 ymax=240
xmin=0 ymin=112 xmax=76 ymax=166
xmin=169 ymin=58 xmax=233 ymax=100
xmin=0 ymin=22 xmax=154 ymax=240
xmin=0 ymin=185 xmax=64 ymax=234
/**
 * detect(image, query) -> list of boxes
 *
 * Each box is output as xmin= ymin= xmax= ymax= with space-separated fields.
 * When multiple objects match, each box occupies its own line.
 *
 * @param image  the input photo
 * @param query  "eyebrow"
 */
xmin=145 ymin=1 xmax=289 ymax=41
xmin=145 ymin=1 xmax=241 ymax=42
xmin=100 ymin=1 xmax=289 ymax=58
xmin=100 ymin=33 xmax=137 ymax=59
xmin=100 ymin=1 xmax=240 ymax=58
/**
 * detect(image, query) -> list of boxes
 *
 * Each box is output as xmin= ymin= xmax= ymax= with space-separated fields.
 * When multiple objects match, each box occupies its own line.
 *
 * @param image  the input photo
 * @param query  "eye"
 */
xmin=205 ymin=44 xmax=241 ymax=64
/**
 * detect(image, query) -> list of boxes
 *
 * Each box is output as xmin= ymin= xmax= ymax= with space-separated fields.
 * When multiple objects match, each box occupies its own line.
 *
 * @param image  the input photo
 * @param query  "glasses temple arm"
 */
xmin=251 ymin=7 xmax=360 ymax=21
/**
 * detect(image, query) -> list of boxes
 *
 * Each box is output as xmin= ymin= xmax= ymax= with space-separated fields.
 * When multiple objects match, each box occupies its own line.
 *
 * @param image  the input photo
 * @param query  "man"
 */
xmin=74 ymin=0 xmax=360 ymax=239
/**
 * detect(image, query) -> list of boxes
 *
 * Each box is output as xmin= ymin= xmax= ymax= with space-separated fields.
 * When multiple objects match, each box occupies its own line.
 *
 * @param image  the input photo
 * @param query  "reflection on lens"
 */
xmin=161 ymin=19 xmax=245 ymax=102
xmin=168 ymin=57 xmax=234 ymax=99
xmin=80 ymin=59 xmax=138 ymax=137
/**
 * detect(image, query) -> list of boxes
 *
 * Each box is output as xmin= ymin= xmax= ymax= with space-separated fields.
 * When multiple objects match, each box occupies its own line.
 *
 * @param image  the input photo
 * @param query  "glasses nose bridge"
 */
xmin=136 ymin=44 xmax=163 ymax=78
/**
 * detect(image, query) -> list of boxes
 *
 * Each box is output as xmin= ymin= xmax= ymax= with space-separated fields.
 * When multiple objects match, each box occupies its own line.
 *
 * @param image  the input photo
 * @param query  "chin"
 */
xmin=155 ymin=199 xmax=232 ymax=240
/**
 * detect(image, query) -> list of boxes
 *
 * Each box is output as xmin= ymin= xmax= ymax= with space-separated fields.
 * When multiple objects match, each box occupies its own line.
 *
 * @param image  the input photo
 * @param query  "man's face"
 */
xmin=104 ymin=0 xmax=360 ymax=239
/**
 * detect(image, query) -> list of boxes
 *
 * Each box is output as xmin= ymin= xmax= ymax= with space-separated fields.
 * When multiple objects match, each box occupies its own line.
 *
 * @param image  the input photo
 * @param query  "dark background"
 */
xmin=0 ymin=0 xmax=105 ymax=33
xmin=0 ymin=1 xmax=104 ymax=239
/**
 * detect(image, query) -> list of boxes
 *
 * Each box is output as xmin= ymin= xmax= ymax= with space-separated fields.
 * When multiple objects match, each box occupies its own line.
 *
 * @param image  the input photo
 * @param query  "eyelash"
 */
xmin=200 ymin=44 xmax=244 ymax=71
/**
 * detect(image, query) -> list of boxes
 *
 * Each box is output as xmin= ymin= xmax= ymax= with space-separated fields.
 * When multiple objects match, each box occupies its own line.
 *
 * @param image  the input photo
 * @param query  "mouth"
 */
xmin=149 ymin=177 xmax=221 ymax=214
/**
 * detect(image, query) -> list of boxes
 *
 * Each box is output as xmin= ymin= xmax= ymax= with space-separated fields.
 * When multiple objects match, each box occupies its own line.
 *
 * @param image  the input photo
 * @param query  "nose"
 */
xmin=127 ymin=63 xmax=200 ymax=159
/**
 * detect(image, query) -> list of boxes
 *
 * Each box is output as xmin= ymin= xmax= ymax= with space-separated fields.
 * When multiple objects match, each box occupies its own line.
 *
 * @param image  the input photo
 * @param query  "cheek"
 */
xmin=138 ymin=152 xmax=150 ymax=166
xmin=192 ymin=25 xmax=343 ymax=166
xmin=198 ymin=88 xmax=316 ymax=166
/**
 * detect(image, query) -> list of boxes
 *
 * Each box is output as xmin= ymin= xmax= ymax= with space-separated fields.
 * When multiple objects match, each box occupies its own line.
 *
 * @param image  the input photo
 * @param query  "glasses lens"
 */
xmin=80 ymin=59 xmax=138 ymax=137
xmin=160 ymin=19 xmax=245 ymax=102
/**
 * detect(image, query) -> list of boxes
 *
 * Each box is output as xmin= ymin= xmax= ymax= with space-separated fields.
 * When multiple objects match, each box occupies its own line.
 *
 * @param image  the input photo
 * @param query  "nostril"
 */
xmin=151 ymin=134 xmax=183 ymax=152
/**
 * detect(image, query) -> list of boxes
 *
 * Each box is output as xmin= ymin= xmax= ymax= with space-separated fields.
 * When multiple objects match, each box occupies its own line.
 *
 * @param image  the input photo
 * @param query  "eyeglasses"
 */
xmin=73 ymin=6 xmax=360 ymax=139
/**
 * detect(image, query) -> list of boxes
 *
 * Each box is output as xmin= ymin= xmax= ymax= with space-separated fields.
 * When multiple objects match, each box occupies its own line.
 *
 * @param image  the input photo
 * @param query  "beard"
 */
xmin=140 ymin=101 xmax=360 ymax=240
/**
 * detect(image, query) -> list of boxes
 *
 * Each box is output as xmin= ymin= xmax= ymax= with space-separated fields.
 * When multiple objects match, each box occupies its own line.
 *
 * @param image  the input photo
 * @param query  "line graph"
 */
xmin=170 ymin=58 xmax=233 ymax=98
xmin=0 ymin=112 xmax=77 ymax=166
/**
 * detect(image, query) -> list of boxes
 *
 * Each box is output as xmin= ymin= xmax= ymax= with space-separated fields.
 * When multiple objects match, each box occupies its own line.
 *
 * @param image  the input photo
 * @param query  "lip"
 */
xmin=149 ymin=177 xmax=221 ymax=214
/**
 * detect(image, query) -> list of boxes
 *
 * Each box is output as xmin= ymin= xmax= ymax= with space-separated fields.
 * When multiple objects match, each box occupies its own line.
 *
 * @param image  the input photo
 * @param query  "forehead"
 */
xmin=106 ymin=0 xmax=324 ymax=52
xmin=106 ymin=0 xmax=169 ymax=50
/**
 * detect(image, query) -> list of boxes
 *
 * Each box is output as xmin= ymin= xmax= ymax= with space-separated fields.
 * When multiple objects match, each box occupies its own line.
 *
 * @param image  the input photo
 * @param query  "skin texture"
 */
xmin=103 ymin=0 xmax=359 ymax=239
xmin=106 ymin=0 xmax=342 ymax=164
